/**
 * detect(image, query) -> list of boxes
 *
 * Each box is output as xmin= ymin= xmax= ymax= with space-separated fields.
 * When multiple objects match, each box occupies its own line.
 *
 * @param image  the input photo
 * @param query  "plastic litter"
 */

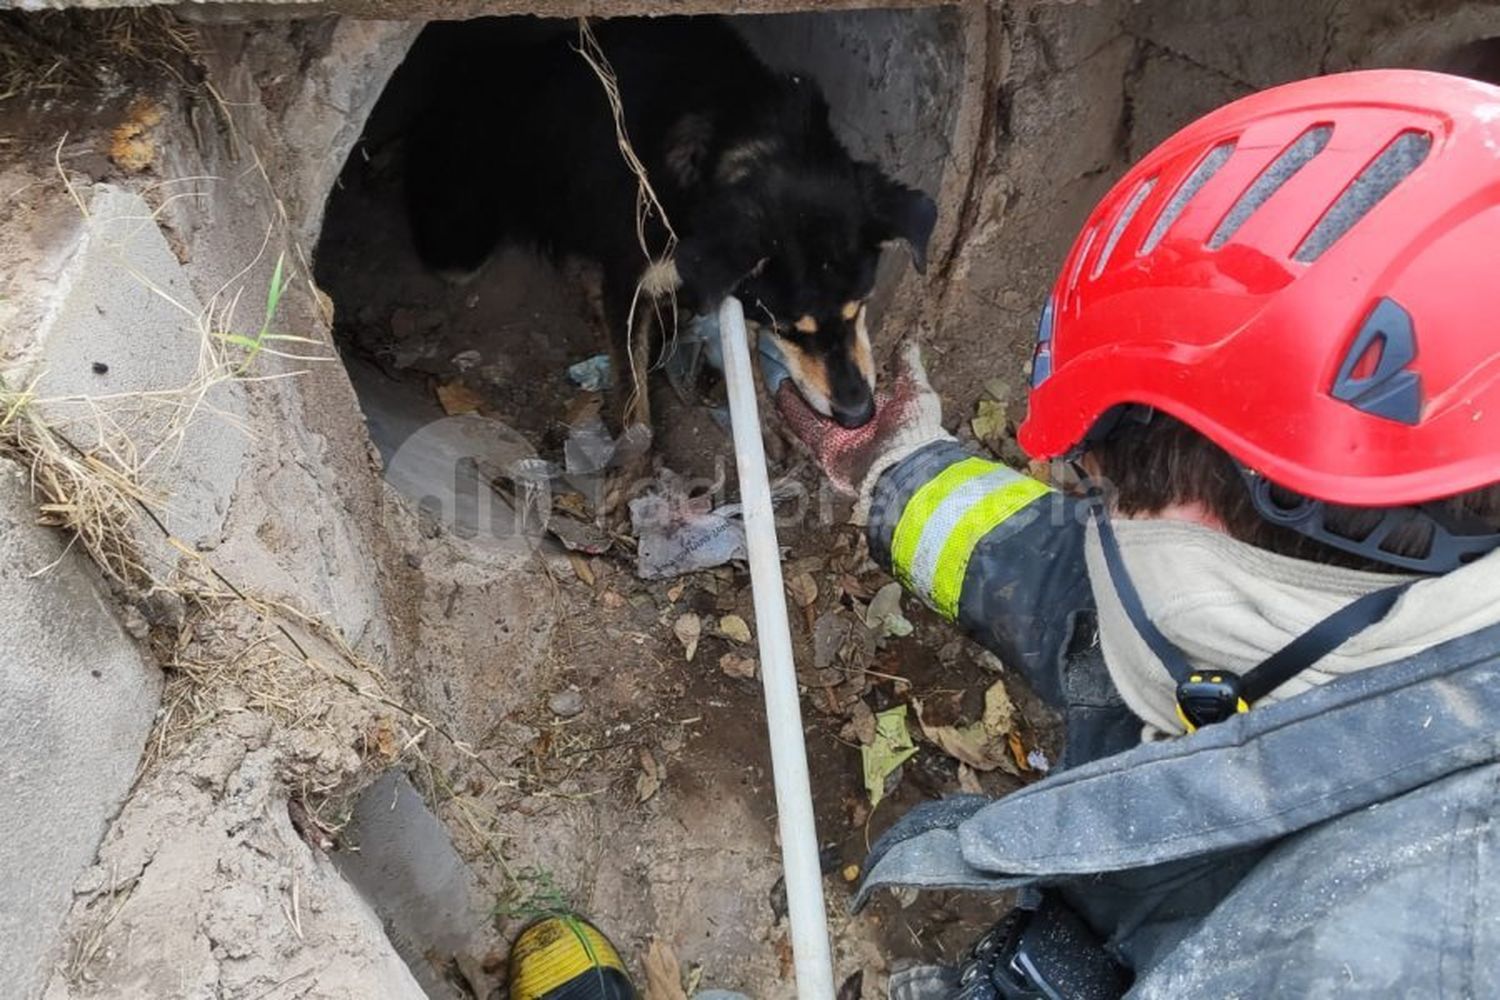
xmin=629 ymin=469 xmax=748 ymax=580
xmin=567 ymin=353 xmax=614 ymax=392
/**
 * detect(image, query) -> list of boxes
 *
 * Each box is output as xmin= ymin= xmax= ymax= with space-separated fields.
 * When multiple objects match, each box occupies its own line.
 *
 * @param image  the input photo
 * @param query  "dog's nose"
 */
xmin=832 ymin=393 xmax=876 ymax=429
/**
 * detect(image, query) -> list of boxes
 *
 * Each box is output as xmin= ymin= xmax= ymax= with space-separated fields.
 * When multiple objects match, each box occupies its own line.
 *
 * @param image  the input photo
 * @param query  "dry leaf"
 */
xmin=601 ymin=590 xmax=626 ymax=610
xmin=847 ymin=699 xmax=877 ymax=746
xmin=718 ymin=613 xmax=752 ymax=644
xmin=674 ymin=613 xmax=702 ymax=661
xmin=719 ymin=653 xmax=758 ymax=679
xmin=642 ymin=937 xmax=687 ymax=1000
xmin=866 ymin=582 xmax=913 ymax=638
xmin=972 ymin=398 xmax=1006 ymax=443
xmin=787 ymin=571 xmax=819 ymax=608
xmin=636 ymin=749 xmax=663 ymax=803
xmin=912 ymin=683 xmax=1020 ymax=779
xmin=1008 ymin=731 xmax=1031 ymax=773
xmin=957 ymin=763 xmax=984 ymax=794
xmin=666 ymin=581 xmax=686 ymax=603
xmin=839 ymin=574 xmax=872 ymax=601
xmin=568 ymin=553 xmax=595 ymax=587
xmin=981 ymin=679 xmax=1017 ymax=735
xmin=367 ymin=718 xmax=400 ymax=761
xmin=436 ymin=381 xmax=486 ymax=415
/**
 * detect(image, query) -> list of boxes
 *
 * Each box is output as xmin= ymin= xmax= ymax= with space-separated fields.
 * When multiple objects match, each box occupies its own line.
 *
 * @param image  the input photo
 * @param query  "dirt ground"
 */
xmin=312 ymin=62 xmax=1061 ymax=996
xmin=10 ymin=3 xmax=1496 ymax=998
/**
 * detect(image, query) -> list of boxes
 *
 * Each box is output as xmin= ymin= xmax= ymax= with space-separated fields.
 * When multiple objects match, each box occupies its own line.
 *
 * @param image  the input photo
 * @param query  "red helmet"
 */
xmin=1019 ymin=70 xmax=1500 ymax=507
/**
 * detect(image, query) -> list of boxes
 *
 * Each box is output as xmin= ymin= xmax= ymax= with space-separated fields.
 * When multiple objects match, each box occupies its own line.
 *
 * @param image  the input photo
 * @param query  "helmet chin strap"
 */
xmin=1073 ymin=465 xmax=1414 ymax=733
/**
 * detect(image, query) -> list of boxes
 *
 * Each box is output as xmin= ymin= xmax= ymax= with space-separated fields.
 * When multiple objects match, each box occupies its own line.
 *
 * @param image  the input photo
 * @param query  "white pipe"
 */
xmin=717 ymin=295 xmax=837 ymax=1000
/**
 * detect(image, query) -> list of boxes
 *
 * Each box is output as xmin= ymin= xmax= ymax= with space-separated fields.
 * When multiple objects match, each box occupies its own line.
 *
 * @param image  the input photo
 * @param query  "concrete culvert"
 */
xmin=5 ymin=2 xmax=1500 ymax=999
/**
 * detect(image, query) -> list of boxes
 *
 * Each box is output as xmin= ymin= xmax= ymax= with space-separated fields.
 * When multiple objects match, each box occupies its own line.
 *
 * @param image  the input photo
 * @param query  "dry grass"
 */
xmin=0 ymin=8 xmax=202 ymax=103
xmin=573 ymin=18 xmax=681 ymax=420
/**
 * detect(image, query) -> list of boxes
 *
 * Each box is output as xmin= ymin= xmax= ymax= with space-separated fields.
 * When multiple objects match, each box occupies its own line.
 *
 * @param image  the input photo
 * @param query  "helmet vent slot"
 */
xmin=1090 ymin=177 xmax=1156 ymax=280
xmin=1293 ymin=130 xmax=1433 ymax=263
xmin=1208 ymin=124 xmax=1332 ymax=250
xmin=1140 ymin=140 xmax=1237 ymax=255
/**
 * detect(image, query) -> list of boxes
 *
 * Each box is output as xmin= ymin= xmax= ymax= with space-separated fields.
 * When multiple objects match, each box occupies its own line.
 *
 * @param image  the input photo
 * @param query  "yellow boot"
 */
xmin=509 ymin=915 xmax=636 ymax=1000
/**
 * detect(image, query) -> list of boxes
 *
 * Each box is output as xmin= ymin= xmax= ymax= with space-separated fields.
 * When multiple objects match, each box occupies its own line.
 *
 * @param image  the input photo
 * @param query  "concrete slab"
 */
xmin=28 ymin=185 xmax=247 ymax=568
xmin=0 ymin=458 xmax=162 ymax=999
xmin=333 ymin=771 xmax=498 ymax=999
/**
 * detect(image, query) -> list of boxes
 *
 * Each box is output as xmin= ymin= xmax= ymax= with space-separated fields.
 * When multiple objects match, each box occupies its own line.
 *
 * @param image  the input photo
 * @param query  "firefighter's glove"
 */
xmin=774 ymin=341 xmax=954 ymax=511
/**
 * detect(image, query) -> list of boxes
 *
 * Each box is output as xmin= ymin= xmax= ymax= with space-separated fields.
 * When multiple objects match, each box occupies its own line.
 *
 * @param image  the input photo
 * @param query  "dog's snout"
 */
xmin=832 ymin=391 xmax=876 ymax=429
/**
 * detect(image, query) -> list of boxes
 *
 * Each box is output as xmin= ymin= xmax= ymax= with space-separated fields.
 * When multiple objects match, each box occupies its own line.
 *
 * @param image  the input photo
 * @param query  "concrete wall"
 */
xmin=0 ymin=461 xmax=161 ymax=999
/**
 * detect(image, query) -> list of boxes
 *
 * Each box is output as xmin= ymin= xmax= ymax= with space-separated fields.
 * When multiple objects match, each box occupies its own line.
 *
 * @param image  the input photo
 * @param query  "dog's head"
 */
xmin=674 ymin=82 xmax=937 ymax=428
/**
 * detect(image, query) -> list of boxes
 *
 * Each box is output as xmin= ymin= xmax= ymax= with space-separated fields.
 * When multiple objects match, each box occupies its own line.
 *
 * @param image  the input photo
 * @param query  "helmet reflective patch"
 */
xmin=1140 ymin=140 xmax=1237 ymax=255
xmin=1331 ymin=297 xmax=1422 ymax=425
xmin=1208 ymin=124 xmax=1332 ymax=250
xmin=1293 ymin=130 xmax=1433 ymax=263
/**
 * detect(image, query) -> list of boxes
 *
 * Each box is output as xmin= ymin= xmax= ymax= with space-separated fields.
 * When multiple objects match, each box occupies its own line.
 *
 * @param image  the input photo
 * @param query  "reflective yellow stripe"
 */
xmin=891 ymin=457 xmax=995 ymax=589
xmin=510 ymin=916 xmax=626 ymax=1000
xmin=929 ymin=477 xmax=1051 ymax=619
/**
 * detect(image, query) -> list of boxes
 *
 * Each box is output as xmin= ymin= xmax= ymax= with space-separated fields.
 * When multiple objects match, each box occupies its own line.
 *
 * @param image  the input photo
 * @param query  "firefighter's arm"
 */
xmin=771 ymin=342 xmax=1092 ymax=705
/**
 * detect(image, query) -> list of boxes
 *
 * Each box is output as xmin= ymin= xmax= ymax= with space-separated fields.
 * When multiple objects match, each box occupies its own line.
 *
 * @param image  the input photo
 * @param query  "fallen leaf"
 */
xmin=981 ymin=679 xmax=1017 ymax=736
xmin=847 ymin=699 xmax=877 ymax=745
xmin=601 ymin=590 xmax=626 ymax=610
xmin=367 ymin=718 xmax=400 ymax=761
xmin=982 ymin=377 xmax=1011 ymax=401
xmin=787 ymin=571 xmax=818 ymax=608
xmin=568 ymin=553 xmax=595 ymax=587
xmin=666 ymin=581 xmax=686 ymax=603
xmin=718 ymin=613 xmax=752 ymax=644
xmin=436 ymin=381 xmax=486 ymax=415
xmin=957 ymin=763 xmax=984 ymax=794
xmin=773 ymin=933 xmax=794 ymax=980
xmin=922 ymin=719 xmax=1012 ymax=772
xmin=920 ymin=680 xmax=1017 ymax=774
xmin=1008 ymin=731 xmax=1031 ymax=773
xmin=642 ymin=937 xmax=687 ymax=1000
xmin=971 ymin=398 xmax=1006 ymax=443
xmin=636 ymin=749 xmax=663 ymax=803
xmin=865 ymin=582 xmax=914 ymax=639
xmin=719 ymin=653 xmax=757 ymax=679
xmin=674 ymin=613 xmax=702 ymax=661
xmin=839 ymin=574 xmax=872 ymax=601
xmin=862 ymin=705 xmax=918 ymax=807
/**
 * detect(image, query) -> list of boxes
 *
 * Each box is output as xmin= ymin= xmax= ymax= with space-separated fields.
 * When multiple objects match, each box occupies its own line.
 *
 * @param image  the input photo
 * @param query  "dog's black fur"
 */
xmin=406 ymin=17 xmax=936 ymax=428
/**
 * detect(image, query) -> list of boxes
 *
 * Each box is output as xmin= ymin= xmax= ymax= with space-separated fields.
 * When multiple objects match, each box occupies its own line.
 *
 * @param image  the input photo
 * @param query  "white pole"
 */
xmin=717 ymin=295 xmax=837 ymax=1000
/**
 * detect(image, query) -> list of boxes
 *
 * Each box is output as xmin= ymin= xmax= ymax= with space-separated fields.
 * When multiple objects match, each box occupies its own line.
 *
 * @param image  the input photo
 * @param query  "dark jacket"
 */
xmin=859 ymin=441 xmax=1500 ymax=998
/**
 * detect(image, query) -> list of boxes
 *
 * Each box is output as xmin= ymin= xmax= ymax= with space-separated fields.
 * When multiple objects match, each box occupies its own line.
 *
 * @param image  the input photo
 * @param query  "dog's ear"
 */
xmin=857 ymin=163 xmax=939 ymax=274
xmin=674 ymin=230 xmax=767 ymax=312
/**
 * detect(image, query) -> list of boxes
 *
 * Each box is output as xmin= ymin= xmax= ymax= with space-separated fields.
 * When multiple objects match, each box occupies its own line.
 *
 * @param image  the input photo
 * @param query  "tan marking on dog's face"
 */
xmin=852 ymin=304 xmax=875 ymax=389
xmin=794 ymin=314 xmax=818 ymax=334
xmin=716 ymin=139 xmax=779 ymax=184
xmin=841 ymin=300 xmax=861 ymax=322
xmin=640 ymin=258 xmax=683 ymax=298
xmin=772 ymin=333 xmax=833 ymax=417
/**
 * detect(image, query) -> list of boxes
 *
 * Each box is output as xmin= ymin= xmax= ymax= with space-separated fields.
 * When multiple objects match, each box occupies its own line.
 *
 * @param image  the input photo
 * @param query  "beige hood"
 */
xmin=1084 ymin=518 xmax=1500 ymax=737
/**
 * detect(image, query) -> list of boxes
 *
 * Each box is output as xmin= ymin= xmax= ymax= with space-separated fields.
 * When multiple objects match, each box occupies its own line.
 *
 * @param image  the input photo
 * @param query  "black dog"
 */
xmin=406 ymin=17 xmax=936 ymax=429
